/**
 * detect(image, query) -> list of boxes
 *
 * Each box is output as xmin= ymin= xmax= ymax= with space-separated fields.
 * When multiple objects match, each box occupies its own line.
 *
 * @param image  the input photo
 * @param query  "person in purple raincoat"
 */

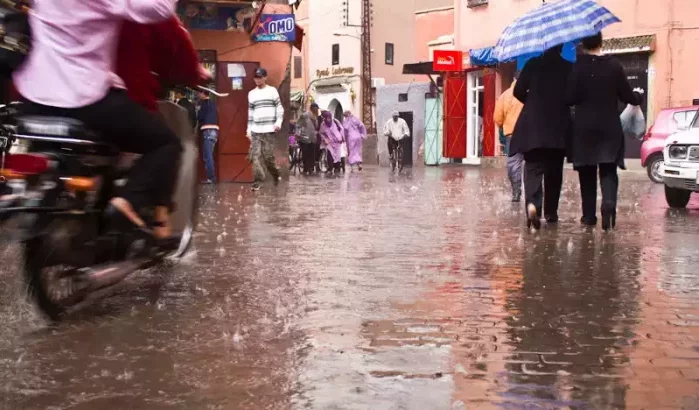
xmin=343 ymin=110 xmax=367 ymax=171
xmin=319 ymin=110 xmax=345 ymax=175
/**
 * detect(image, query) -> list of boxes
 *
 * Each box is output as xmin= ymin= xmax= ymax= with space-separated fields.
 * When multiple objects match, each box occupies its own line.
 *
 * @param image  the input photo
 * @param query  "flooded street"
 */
xmin=1 ymin=166 xmax=699 ymax=409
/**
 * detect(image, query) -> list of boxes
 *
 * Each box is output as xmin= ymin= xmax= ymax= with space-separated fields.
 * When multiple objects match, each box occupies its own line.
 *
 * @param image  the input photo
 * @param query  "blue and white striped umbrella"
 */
xmin=492 ymin=0 xmax=620 ymax=62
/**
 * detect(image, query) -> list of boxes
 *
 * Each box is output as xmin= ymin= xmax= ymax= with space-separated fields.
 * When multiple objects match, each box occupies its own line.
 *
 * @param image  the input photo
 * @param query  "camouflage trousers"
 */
xmin=250 ymin=132 xmax=280 ymax=183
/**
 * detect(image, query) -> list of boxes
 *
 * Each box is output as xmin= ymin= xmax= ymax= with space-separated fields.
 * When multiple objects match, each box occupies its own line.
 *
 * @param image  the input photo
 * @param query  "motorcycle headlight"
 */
xmin=669 ymin=145 xmax=688 ymax=159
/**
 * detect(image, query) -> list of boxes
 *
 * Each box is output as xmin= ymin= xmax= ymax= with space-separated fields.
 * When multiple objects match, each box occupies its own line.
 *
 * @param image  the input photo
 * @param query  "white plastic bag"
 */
xmin=620 ymin=104 xmax=646 ymax=140
xmin=341 ymin=142 xmax=348 ymax=158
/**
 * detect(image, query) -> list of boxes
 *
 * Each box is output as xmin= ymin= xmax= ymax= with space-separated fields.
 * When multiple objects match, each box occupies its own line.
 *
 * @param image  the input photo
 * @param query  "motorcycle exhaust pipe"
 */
xmin=83 ymin=258 xmax=148 ymax=291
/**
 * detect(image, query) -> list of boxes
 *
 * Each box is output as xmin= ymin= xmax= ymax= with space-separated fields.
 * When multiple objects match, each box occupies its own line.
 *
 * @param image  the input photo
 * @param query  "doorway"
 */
xmin=329 ymin=99 xmax=344 ymax=122
xmin=616 ymin=53 xmax=649 ymax=159
xmin=399 ymin=111 xmax=414 ymax=166
xmin=467 ymin=70 xmax=484 ymax=160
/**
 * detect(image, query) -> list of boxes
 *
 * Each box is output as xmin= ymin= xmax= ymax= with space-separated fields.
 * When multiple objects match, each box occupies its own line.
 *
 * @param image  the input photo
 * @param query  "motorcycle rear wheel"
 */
xmin=23 ymin=237 xmax=85 ymax=321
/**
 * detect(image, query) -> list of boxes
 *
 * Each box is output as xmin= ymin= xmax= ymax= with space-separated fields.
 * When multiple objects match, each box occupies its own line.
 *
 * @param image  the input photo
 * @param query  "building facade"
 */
xmin=181 ymin=0 xmax=298 ymax=182
xmin=451 ymin=0 xmax=699 ymax=161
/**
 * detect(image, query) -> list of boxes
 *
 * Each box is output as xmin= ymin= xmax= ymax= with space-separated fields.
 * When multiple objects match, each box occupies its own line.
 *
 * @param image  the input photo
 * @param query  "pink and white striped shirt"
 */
xmin=14 ymin=0 xmax=177 ymax=109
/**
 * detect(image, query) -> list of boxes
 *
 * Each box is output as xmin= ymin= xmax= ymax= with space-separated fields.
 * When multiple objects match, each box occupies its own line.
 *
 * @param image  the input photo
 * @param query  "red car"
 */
xmin=641 ymin=106 xmax=699 ymax=183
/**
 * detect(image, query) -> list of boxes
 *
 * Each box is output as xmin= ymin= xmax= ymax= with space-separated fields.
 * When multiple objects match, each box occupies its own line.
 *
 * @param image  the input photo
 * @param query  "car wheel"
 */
xmin=665 ymin=185 xmax=691 ymax=209
xmin=646 ymin=155 xmax=664 ymax=184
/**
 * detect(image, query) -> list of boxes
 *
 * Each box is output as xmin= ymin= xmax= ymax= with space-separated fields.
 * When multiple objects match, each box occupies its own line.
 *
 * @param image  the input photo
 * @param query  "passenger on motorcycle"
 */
xmin=115 ymin=15 xmax=210 ymax=237
xmin=13 ymin=0 xmax=182 ymax=240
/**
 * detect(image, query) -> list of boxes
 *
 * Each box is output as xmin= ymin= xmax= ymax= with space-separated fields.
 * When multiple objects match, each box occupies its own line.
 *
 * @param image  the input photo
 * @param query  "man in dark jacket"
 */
xmin=197 ymin=89 xmax=219 ymax=184
xmin=511 ymin=45 xmax=572 ymax=230
xmin=175 ymin=88 xmax=197 ymax=132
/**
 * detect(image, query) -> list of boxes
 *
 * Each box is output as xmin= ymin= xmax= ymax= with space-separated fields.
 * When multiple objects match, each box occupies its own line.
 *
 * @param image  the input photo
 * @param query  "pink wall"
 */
xmin=414 ymin=8 xmax=454 ymax=62
xmin=455 ymin=0 xmax=699 ymax=118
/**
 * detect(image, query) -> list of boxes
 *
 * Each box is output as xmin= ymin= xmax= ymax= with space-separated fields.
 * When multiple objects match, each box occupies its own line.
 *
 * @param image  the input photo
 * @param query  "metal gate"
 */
xmin=424 ymin=94 xmax=445 ymax=165
xmin=443 ymin=72 xmax=467 ymax=158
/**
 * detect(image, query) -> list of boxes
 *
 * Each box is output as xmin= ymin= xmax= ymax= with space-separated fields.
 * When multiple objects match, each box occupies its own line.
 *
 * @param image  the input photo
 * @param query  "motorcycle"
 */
xmin=0 ymin=100 xmax=200 ymax=321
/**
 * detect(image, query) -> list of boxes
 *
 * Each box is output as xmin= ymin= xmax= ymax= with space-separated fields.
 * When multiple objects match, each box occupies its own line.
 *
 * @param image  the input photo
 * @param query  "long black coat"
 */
xmin=567 ymin=54 xmax=642 ymax=169
xmin=510 ymin=52 xmax=573 ymax=156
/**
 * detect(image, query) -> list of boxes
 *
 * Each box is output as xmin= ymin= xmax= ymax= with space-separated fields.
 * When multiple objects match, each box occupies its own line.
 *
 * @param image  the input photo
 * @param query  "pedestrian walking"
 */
xmin=309 ymin=103 xmax=322 ymax=172
xmin=246 ymin=67 xmax=283 ymax=191
xmin=296 ymin=112 xmax=317 ymax=175
xmin=197 ymin=89 xmax=219 ymax=184
xmin=568 ymin=32 xmax=644 ymax=231
xmin=319 ymin=110 xmax=345 ymax=176
xmin=383 ymin=111 xmax=410 ymax=172
xmin=510 ymin=45 xmax=573 ymax=230
xmin=494 ymin=71 xmax=524 ymax=202
xmin=343 ymin=110 xmax=367 ymax=171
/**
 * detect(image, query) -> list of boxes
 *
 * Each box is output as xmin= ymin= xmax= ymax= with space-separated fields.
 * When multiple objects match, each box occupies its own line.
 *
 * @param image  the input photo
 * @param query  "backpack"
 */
xmin=0 ymin=1 xmax=31 ymax=77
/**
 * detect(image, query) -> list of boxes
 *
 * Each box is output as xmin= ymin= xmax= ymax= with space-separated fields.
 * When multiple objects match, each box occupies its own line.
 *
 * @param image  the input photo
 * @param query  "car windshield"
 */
xmin=691 ymin=110 xmax=699 ymax=128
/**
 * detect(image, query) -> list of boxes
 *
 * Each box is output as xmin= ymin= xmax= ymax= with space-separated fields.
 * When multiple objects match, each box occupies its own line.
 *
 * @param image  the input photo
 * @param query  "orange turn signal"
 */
xmin=64 ymin=177 xmax=95 ymax=192
xmin=0 ymin=169 xmax=25 ymax=179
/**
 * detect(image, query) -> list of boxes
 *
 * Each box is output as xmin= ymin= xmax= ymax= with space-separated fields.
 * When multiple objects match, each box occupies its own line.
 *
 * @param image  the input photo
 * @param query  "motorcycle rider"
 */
xmin=13 ymin=0 xmax=182 ymax=240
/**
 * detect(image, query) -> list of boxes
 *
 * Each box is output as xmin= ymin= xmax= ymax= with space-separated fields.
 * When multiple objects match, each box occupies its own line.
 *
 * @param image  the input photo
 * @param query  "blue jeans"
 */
xmin=202 ymin=129 xmax=218 ymax=182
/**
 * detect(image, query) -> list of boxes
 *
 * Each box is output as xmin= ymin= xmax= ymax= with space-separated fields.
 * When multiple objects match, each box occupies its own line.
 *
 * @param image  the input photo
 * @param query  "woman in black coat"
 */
xmin=511 ymin=45 xmax=573 ymax=230
xmin=567 ymin=32 xmax=643 ymax=231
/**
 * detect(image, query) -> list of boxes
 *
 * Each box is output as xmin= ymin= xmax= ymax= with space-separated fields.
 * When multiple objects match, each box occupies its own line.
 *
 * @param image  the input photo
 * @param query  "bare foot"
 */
xmin=154 ymin=206 xmax=172 ymax=239
xmin=110 ymin=197 xmax=146 ymax=228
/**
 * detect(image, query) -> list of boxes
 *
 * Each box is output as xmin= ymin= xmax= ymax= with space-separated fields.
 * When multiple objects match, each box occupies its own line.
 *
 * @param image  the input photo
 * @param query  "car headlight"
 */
xmin=669 ymin=145 xmax=688 ymax=159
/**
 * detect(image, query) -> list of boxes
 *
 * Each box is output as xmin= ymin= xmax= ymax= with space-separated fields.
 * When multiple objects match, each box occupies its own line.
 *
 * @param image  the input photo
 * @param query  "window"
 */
xmin=385 ymin=43 xmax=394 ymax=65
xmin=398 ymin=93 xmax=408 ymax=102
xmin=294 ymin=56 xmax=303 ymax=79
xmin=467 ymin=0 xmax=488 ymax=8
xmin=332 ymin=44 xmax=340 ymax=66
xmin=673 ymin=110 xmax=697 ymax=130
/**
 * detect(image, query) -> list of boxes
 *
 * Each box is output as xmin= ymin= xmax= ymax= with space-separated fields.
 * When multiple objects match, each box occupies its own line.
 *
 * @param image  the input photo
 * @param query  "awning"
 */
xmin=294 ymin=25 xmax=305 ymax=51
xmin=469 ymin=47 xmax=497 ymax=66
xmin=402 ymin=61 xmax=439 ymax=75
xmin=602 ymin=34 xmax=655 ymax=55
xmin=290 ymin=90 xmax=304 ymax=103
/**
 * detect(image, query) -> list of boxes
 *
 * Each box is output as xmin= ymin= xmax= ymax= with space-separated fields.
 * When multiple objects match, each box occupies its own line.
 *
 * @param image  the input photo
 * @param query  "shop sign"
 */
xmin=432 ymin=50 xmax=463 ymax=72
xmin=253 ymin=14 xmax=296 ymax=42
xmin=316 ymin=67 xmax=355 ymax=78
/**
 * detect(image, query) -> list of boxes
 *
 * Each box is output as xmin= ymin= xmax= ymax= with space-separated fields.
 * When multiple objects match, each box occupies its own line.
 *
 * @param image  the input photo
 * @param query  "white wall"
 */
xmin=308 ymin=0 xmax=363 ymax=117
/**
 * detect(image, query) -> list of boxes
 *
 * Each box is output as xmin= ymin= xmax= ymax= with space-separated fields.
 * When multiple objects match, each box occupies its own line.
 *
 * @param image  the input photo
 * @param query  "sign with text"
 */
xmin=253 ymin=14 xmax=296 ymax=42
xmin=432 ymin=50 xmax=463 ymax=72
xmin=316 ymin=67 xmax=355 ymax=78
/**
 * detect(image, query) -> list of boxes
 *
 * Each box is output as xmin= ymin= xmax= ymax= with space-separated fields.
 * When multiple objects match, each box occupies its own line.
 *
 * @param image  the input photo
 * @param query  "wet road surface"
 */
xmin=1 ymin=166 xmax=699 ymax=409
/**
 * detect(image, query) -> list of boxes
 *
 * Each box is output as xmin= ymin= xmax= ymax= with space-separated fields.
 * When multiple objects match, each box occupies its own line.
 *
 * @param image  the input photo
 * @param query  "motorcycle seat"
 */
xmin=17 ymin=116 xmax=98 ymax=140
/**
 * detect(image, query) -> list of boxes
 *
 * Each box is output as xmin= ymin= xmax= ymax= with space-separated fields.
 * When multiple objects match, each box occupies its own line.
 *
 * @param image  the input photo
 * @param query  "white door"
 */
xmin=466 ymin=71 xmax=484 ymax=161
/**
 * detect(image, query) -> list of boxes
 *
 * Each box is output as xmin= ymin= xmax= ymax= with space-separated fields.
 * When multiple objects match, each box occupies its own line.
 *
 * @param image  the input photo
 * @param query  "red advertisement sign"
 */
xmin=432 ymin=50 xmax=463 ymax=72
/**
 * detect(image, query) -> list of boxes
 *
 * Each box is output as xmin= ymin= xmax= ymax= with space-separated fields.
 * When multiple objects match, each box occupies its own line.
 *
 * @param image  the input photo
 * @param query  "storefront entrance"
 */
xmin=466 ymin=70 xmax=484 ymax=162
xmin=616 ymin=53 xmax=650 ymax=159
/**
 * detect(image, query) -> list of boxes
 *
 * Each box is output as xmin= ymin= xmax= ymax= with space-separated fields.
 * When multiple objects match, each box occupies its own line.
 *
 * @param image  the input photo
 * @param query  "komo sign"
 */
xmin=432 ymin=50 xmax=463 ymax=72
xmin=253 ymin=14 xmax=296 ymax=42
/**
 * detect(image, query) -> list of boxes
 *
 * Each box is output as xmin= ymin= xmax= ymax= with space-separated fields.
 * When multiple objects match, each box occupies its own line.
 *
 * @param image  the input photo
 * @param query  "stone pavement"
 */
xmin=1 ymin=166 xmax=698 ymax=409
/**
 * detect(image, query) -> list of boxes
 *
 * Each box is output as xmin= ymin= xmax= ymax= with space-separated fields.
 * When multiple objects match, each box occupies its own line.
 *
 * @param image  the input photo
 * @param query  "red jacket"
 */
xmin=116 ymin=17 xmax=201 ymax=112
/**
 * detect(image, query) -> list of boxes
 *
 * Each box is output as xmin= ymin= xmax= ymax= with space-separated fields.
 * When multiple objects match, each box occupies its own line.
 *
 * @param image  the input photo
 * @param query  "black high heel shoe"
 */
xmin=601 ymin=208 xmax=616 ymax=231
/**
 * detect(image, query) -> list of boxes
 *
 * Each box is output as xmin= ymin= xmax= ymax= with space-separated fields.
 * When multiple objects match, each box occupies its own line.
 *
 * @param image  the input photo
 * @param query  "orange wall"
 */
xmin=414 ymin=8 xmax=454 ymax=62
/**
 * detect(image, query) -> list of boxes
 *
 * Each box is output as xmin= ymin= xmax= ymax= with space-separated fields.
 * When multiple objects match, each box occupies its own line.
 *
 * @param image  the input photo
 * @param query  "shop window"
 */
xmin=332 ymin=44 xmax=340 ymax=66
xmin=398 ymin=93 xmax=408 ymax=102
xmin=385 ymin=43 xmax=394 ymax=65
xmin=294 ymin=56 xmax=303 ymax=79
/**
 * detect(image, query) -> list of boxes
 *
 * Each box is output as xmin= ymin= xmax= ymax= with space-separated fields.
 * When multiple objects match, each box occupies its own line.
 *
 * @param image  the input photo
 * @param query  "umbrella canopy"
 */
xmin=492 ymin=0 xmax=620 ymax=62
